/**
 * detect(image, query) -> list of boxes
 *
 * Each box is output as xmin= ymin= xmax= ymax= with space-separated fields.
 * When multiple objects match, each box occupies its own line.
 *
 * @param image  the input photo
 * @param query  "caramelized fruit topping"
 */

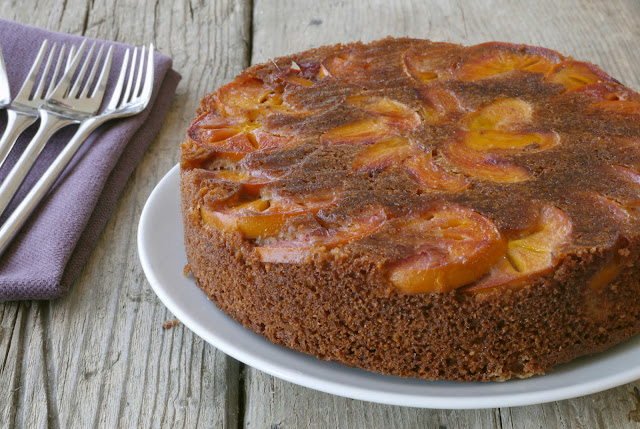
xmin=201 ymin=191 xmax=337 ymax=240
xmin=352 ymin=137 xmax=469 ymax=191
xmin=417 ymin=87 xmax=467 ymax=123
xmin=546 ymin=61 xmax=615 ymax=90
xmin=466 ymin=205 xmax=572 ymax=292
xmin=184 ymin=39 xmax=638 ymax=294
xmin=441 ymin=141 xmax=532 ymax=183
xmin=462 ymin=129 xmax=559 ymax=153
xmin=385 ymin=204 xmax=506 ymax=293
xmin=455 ymin=42 xmax=561 ymax=80
xmin=467 ymin=98 xmax=533 ymax=130
xmin=401 ymin=44 xmax=458 ymax=83
xmin=256 ymin=206 xmax=387 ymax=262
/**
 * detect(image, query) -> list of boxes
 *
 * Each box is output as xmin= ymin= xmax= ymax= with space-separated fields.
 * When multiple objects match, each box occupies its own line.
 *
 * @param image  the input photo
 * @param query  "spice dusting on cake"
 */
xmin=181 ymin=38 xmax=640 ymax=381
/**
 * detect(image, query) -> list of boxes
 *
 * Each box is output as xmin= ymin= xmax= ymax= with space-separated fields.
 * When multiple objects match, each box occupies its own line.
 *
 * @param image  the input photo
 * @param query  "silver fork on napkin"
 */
xmin=0 ymin=45 xmax=155 ymax=254
xmin=0 ymin=40 xmax=113 ymax=218
xmin=0 ymin=44 xmax=10 ymax=108
xmin=0 ymin=41 xmax=77 ymax=168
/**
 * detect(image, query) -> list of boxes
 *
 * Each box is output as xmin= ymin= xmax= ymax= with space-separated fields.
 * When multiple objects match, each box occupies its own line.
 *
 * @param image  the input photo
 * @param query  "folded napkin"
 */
xmin=0 ymin=19 xmax=180 ymax=300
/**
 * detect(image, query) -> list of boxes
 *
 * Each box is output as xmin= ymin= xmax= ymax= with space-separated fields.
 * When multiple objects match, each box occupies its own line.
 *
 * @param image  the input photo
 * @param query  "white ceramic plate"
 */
xmin=138 ymin=164 xmax=640 ymax=409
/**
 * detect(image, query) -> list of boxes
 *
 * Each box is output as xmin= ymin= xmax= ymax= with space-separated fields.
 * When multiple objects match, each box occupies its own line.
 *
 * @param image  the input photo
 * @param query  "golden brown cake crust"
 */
xmin=181 ymin=37 xmax=640 ymax=381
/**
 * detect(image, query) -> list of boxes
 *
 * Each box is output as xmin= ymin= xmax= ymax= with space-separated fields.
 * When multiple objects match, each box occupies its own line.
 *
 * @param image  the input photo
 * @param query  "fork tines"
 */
xmin=0 ymin=40 xmax=81 ymax=170
xmin=18 ymin=40 xmax=78 ymax=108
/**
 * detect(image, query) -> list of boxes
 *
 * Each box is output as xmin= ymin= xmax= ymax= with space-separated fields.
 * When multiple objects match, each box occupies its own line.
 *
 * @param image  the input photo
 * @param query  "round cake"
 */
xmin=180 ymin=38 xmax=640 ymax=381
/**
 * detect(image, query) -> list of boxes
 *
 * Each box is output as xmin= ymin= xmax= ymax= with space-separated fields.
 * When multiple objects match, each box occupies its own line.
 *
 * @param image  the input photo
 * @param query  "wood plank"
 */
xmin=0 ymin=302 xmax=59 ymax=428
xmin=244 ymin=376 xmax=500 ymax=429
xmin=246 ymin=0 xmax=640 ymax=427
xmin=0 ymin=0 xmax=90 ymax=35
xmin=0 ymin=302 xmax=27 ymax=428
xmin=0 ymin=0 xmax=250 ymax=427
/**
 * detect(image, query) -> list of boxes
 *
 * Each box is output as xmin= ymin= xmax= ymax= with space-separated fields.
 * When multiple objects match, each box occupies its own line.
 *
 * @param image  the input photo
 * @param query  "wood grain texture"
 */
xmin=2 ymin=0 xmax=640 ymax=428
xmin=246 ymin=0 xmax=640 ymax=428
xmin=0 ymin=0 xmax=250 ymax=427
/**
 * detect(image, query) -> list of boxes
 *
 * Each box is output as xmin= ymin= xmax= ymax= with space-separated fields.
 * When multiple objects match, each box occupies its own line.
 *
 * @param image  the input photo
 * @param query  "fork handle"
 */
xmin=0 ymin=116 xmax=104 ymax=255
xmin=0 ymin=110 xmax=38 ymax=169
xmin=0 ymin=109 xmax=76 ymax=218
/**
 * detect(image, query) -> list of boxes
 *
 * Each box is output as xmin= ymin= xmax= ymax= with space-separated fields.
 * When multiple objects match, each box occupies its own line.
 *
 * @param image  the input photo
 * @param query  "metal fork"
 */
xmin=0 ymin=44 xmax=10 ymax=108
xmin=0 ymin=41 xmax=77 ymax=168
xmin=0 ymin=40 xmax=114 ymax=218
xmin=0 ymin=44 xmax=154 ymax=254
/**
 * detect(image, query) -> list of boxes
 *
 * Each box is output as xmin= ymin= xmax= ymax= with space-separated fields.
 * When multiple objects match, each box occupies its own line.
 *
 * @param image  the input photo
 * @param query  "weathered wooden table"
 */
xmin=1 ymin=0 xmax=640 ymax=427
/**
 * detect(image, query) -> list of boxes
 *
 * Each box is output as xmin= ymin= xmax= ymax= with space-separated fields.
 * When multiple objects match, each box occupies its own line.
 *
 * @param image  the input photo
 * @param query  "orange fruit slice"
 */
xmin=546 ymin=61 xmax=615 ymax=90
xmin=256 ymin=207 xmax=387 ymax=262
xmin=441 ymin=141 xmax=532 ymax=182
xmin=456 ymin=42 xmax=561 ymax=80
xmin=465 ymin=205 xmax=572 ymax=292
xmin=385 ymin=204 xmax=506 ymax=293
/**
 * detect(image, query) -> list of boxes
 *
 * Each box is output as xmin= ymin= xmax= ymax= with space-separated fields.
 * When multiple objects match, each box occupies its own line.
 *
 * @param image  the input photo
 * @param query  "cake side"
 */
xmin=181 ymin=190 xmax=640 ymax=381
xmin=180 ymin=37 xmax=640 ymax=381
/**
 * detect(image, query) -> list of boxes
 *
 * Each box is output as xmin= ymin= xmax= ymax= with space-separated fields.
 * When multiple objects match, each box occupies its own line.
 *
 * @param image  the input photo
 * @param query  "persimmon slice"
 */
xmin=572 ymin=82 xmax=640 ymax=114
xmin=256 ymin=207 xmax=387 ymax=262
xmin=467 ymin=98 xmax=533 ymax=130
xmin=321 ymin=118 xmax=394 ymax=145
xmin=546 ymin=61 xmax=615 ymax=90
xmin=201 ymin=198 xmax=286 ymax=238
xmin=462 ymin=99 xmax=558 ymax=165
xmin=385 ymin=204 xmax=506 ymax=293
xmin=465 ymin=205 xmax=572 ymax=292
xmin=188 ymin=111 xmax=298 ymax=161
xmin=456 ymin=42 xmax=561 ymax=80
xmin=401 ymin=44 xmax=458 ymax=84
xmin=403 ymin=151 xmax=470 ymax=191
xmin=251 ymin=128 xmax=295 ymax=150
xmin=611 ymin=164 xmax=640 ymax=186
xmin=187 ymin=113 xmax=257 ymax=160
xmin=352 ymin=138 xmax=469 ymax=191
xmin=608 ymin=166 xmax=640 ymax=216
xmin=571 ymin=82 xmax=640 ymax=101
xmin=284 ymin=74 xmax=315 ymax=87
xmin=593 ymin=101 xmax=640 ymax=115
xmin=441 ymin=141 xmax=532 ymax=182
xmin=322 ymin=96 xmax=421 ymax=145
xmin=206 ymin=170 xmax=273 ymax=197
xmin=462 ymin=129 xmax=559 ymax=153
xmin=351 ymin=137 xmax=415 ymax=171
xmin=217 ymin=77 xmax=285 ymax=115
xmin=346 ymin=95 xmax=421 ymax=128
xmin=417 ymin=87 xmax=467 ymax=123
xmin=321 ymin=51 xmax=374 ymax=84
xmin=201 ymin=193 xmax=336 ymax=239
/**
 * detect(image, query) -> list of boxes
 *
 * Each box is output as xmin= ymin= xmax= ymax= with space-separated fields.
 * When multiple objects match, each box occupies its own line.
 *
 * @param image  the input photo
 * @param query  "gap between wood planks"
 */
xmin=41 ymin=302 xmax=61 ymax=429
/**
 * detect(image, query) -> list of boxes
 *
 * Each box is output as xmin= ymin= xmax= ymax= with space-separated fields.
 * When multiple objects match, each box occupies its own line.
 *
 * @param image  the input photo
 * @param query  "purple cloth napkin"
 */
xmin=0 ymin=19 xmax=181 ymax=300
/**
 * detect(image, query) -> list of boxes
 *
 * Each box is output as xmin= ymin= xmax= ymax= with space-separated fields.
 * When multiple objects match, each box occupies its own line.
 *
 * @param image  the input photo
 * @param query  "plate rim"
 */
xmin=138 ymin=164 xmax=640 ymax=409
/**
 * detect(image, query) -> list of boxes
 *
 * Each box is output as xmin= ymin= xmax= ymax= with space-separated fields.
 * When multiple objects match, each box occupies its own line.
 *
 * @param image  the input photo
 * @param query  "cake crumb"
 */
xmin=162 ymin=319 xmax=180 ymax=330
xmin=184 ymin=264 xmax=192 ymax=276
